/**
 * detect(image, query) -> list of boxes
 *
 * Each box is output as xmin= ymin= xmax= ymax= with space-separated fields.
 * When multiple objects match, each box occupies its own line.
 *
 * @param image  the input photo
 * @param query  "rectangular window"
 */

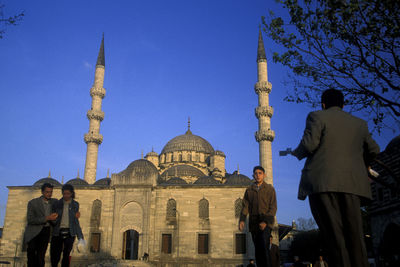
xmin=161 ymin=234 xmax=172 ymax=254
xmin=198 ymin=234 xmax=209 ymax=254
xmin=90 ymin=233 xmax=101 ymax=253
xmin=235 ymin=233 xmax=246 ymax=254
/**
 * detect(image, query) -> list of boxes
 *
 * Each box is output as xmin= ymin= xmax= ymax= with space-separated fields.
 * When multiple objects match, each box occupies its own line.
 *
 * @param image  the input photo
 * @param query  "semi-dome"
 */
xmin=161 ymin=130 xmax=214 ymax=154
xmin=33 ymin=177 xmax=61 ymax=187
xmin=193 ymin=175 xmax=220 ymax=185
xmin=385 ymin=135 xmax=400 ymax=152
xmin=225 ymin=173 xmax=252 ymax=186
xmin=162 ymin=177 xmax=188 ymax=185
xmin=113 ymin=159 xmax=159 ymax=185
xmin=161 ymin=165 xmax=205 ymax=179
xmin=93 ymin=177 xmax=111 ymax=186
xmin=66 ymin=178 xmax=89 ymax=186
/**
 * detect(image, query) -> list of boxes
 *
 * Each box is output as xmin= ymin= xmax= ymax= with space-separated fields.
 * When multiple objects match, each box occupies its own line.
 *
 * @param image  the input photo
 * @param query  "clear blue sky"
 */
xmin=0 ymin=0 xmax=396 ymax=226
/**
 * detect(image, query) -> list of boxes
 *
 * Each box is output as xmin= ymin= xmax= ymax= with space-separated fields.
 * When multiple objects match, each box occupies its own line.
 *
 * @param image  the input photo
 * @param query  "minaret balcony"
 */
xmin=254 ymin=81 xmax=272 ymax=94
xmin=90 ymin=87 xmax=106 ymax=98
xmin=84 ymin=132 xmax=103 ymax=144
xmin=87 ymin=110 xmax=105 ymax=121
xmin=255 ymin=129 xmax=275 ymax=142
xmin=255 ymin=106 xmax=274 ymax=118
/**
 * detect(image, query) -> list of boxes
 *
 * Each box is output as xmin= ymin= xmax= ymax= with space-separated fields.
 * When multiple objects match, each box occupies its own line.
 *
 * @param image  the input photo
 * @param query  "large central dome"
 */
xmin=161 ymin=129 xmax=215 ymax=154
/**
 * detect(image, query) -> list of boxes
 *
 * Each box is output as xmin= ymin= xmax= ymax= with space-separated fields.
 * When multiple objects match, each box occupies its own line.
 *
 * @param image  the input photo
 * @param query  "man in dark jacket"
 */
xmin=50 ymin=184 xmax=83 ymax=267
xmin=239 ymin=166 xmax=277 ymax=267
xmin=24 ymin=183 xmax=58 ymax=267
xmin=292 ymin=89 xmax=380 ymax=267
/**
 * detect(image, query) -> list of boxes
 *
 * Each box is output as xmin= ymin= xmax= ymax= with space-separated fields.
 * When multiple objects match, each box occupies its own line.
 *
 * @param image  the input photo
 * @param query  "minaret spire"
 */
xmin=254 ymin=30 xmax=275 ymax=184
xmin=257 ymin=28 xmax=267 ymax=61
xmin=84 ymin=35 xmax=106 ymax=184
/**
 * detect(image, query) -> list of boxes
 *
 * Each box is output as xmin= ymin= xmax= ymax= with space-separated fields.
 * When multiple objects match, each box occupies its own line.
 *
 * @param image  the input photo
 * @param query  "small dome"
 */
xmin=162 ymin=177 xmax=188 ymax=185
xmin=93 ymin=177 xmax=111 ymax=186
xmin=161 ymin=165 xmax=205 ymax=179
xmin=225 ymin=173 xmax=252 ymax=186
xmin=33 ymin=177 xmax=61 ymax=187
xmin=113 ymin=159 xmax=159 ymax=185
xmin=385 ymin=135 xmax=400 ymax=152
xmin=66 ymin=178 xmax=89 ymax=186
xmin=161 ymin=131 xmax=214 ymax=154
xmin=194 ymin=176 xmax=220 ymax=185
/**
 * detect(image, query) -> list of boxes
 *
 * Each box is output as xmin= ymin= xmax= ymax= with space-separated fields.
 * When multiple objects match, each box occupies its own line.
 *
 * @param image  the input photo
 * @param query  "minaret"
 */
xmin=255 ymin=29 xmax=275 ymax=184
xmin=84 ymin=35 xmax=106 ymax=184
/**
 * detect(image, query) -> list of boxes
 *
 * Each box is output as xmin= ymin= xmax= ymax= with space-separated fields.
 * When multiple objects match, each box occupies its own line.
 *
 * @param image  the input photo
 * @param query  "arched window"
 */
xmin=90 ymin=199 xmax=102 ymax=230
xmin=234 ymin=198 xmax=243 ymax=218
xmin=199 ymin=198 xmax=209 ymax=219
xmin=166 ymin=199 xmax=177 ymax=220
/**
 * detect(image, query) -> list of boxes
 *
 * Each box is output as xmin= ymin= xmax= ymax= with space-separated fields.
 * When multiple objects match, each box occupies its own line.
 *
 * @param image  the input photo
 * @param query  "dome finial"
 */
xmin=141 ymin=150 xmax=144 ymax=159
xmin=186 ymin=117 xmax=192 ymax=134
xmin=107 ymin=169 xmax=110 ymax=178
xmin=237 ymin=164 xmax=240 ymax=174
xmin=48 ymin=170 xmax=51 ymax=178
xmin=61 ymin=176 xmax=64 ymax=184
xmin=77 ymin=169 xmax=80 ymax=179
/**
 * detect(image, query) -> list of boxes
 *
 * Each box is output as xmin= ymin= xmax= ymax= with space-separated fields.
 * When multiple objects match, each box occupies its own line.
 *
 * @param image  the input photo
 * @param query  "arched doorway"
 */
xmin=122 ymin=229 xmax=139 ymax=260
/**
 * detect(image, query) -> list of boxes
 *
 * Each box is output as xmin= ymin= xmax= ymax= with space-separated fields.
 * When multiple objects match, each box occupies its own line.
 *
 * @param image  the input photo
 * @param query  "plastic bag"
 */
xmin=77 ymin=238 xmax=87 ymax=253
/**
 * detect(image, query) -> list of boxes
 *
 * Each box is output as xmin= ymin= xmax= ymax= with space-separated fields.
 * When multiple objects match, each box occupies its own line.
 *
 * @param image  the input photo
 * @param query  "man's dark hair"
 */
xmin=253 ymin=166 xmax=265 ymax=174
xmin=321 ymin=89 xmax=344 ymax=109
xmin=61 ymin=184 xmax=75 ymax=199
xmin=41 ymin=183 xmax=54 ymax=192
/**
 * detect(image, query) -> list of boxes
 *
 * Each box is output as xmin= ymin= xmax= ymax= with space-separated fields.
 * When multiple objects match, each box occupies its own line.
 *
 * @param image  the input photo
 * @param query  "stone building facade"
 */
xmin=369 ymin=135 xmax=400 ymax=267
xmin=0 ymin=31 xmax=276 ymax=267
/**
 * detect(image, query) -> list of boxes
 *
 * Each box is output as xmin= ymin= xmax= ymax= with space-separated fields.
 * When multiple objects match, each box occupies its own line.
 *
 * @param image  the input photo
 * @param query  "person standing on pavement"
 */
xmin=50 ymin=184 xmax=83 ymax=267
xmin=24 ymin=183 xmax=58 ymax=267
xmin=239 ymin=166 xmax=277 ymax=267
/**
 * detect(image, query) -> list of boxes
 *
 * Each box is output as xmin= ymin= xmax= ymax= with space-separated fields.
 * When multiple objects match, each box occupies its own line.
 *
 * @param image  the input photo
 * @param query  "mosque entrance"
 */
xmin=122 ymin=229 xmax=139 ymax=260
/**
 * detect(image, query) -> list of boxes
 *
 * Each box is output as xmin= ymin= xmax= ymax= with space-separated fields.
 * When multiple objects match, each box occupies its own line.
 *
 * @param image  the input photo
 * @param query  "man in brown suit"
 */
xmin=239 ymin=166 xmax=277 ymax=267
xmin=292 ymin=89 xmax=380 ymax=267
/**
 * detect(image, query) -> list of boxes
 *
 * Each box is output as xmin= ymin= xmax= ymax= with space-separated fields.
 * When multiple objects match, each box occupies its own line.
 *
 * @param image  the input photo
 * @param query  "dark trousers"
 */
xmin=251 ymin=226 xmax=272 ymax=267
xmin=50 ymin=234 xmax=75 ymax=267
xmin=309 ymin=193 xmax=369 ymax=267
xmin=27 ymin=226 xmax=51 ymax=267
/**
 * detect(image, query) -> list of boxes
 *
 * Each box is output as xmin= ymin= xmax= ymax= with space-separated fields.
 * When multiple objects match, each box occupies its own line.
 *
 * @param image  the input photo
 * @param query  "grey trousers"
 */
xmin=309 ymin=193 xmax=369 ymax=267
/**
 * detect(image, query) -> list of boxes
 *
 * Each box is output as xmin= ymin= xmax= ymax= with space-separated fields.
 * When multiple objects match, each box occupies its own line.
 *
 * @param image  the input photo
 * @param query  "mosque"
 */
xmin=0 ymin=31 xmax=276 ymax=267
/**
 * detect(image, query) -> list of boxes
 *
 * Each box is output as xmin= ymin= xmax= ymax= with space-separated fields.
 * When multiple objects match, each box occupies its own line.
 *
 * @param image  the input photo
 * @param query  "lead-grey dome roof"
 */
xmin=161 ymin=130 xmax=214 ymax=154
xmin=161 ymin=165 xmax=205 ymax=179
xmin=113 ymin=159 xmax=159 ymax=185
xmin=33 ymin=177 xmax=61 ymax=187
xmin=94 ymin=177 xmax=111 ymax=186
xmin=162 ymin=177 xmax=188 ymax=185
xmin=194 ymin=176 xmax=220 ymax=185
xmin=225 ymin=173 xmax=252 ymax=185
xmin=66 ymin=178 xmax=89 ymax=186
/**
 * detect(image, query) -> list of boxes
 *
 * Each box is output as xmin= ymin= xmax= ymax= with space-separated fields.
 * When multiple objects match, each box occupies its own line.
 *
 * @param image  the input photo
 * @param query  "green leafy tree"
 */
xmin=0 ymin=3 xmax=24 ymax=39
xmin=263 ymin=0 xmax=400 ymax=131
